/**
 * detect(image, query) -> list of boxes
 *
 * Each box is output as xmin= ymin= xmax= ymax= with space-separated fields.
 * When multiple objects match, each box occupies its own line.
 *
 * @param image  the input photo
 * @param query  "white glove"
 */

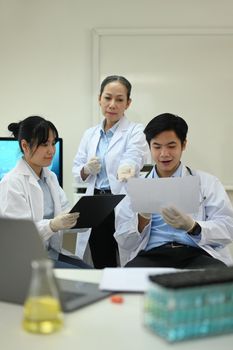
xmin=117 ymin=164 xmax=136 ymax=182
xmin=50 ymin=212 xmax=80 ymax=232
xmin=161 ymin=206 xmax=195 ymax=232
xmin=83 ymin=157 xmax=101 ymax=176
xmin=139 ymin=213 xmax=152 ymax=220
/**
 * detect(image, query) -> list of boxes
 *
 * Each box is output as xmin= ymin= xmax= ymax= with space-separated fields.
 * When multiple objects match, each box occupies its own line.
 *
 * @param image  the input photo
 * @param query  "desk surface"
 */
xmin=1 ymin=269 xmax=233 ymax=350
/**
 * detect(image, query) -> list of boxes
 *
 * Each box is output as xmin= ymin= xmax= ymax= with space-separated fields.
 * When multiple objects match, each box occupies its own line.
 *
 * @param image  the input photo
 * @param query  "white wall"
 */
xmin=1 ymin=0 xmax=233 ymax=202
xmin=95 ymin=28 xmax=233 ymax=187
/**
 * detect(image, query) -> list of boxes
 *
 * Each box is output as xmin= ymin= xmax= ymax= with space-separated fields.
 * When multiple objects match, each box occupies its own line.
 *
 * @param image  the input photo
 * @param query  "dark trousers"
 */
xmin=89 ymin=206 xmax=118 ymax=269
xmin=125 ymin=244 xmax=226 ymax=269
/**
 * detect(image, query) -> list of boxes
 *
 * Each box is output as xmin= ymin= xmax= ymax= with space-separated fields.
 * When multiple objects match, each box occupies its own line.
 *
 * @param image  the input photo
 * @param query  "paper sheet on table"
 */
xmin=99 ymin=268 xmax=178 ymax=292
xmin=127 ymin=176 xmax=199 ymax=214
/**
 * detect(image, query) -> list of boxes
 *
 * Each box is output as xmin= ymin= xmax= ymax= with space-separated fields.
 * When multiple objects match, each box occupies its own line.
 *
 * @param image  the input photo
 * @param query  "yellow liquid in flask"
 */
xmin=23 ymin=296 xmax=63 ymax=334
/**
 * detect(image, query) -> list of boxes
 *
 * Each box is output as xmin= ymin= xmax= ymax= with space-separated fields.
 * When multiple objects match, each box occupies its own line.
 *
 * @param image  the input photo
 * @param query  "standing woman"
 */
xmin=73 ymin=75 xmax=148 ymax=268
xmin=0 ymin=116 xmax=88 ymax=268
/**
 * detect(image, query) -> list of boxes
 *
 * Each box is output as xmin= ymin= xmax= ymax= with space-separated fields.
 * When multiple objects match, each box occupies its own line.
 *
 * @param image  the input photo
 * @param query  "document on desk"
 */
xmin=127 ymin=176 xmax=199 ymax=214
xmin=99 ymin=268 xmax=178 ymax=292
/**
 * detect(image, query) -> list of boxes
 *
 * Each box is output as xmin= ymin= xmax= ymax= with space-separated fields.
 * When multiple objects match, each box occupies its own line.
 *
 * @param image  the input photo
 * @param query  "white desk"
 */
xmin=1 ymin=269 xmax=233 ymax=350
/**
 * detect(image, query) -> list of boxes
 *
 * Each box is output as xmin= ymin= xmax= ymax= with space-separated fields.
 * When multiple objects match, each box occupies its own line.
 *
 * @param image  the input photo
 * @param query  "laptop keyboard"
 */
xmin=60 ymin=290 xmax=85 ymax=303
xmin=56 ymin=278 xmax=112 ymax=312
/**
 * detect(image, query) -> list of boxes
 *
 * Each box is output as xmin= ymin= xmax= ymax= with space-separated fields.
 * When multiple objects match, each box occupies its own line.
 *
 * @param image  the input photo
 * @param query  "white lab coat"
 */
xmin=0 ymin=158 xmax=72 ymax=255
xmin=72 ymin=116 xmax=149 ymax=258
xmin=114 ymin=165 xmax=233 ymax=266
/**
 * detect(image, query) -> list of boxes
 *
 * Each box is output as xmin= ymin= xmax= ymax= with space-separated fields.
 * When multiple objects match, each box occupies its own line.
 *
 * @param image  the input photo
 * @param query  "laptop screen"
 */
xmin=0 ymin=218 xmax=111 ymax=311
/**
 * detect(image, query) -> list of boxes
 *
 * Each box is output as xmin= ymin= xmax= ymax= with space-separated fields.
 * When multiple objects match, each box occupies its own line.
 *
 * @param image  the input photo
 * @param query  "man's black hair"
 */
xmin=144 ymin=113 xmax=188 ymax=146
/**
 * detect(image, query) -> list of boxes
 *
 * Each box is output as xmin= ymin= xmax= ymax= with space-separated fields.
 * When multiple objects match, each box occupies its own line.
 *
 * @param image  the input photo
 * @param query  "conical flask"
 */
xmin=22 ymin=259 xmax=63 ymax=334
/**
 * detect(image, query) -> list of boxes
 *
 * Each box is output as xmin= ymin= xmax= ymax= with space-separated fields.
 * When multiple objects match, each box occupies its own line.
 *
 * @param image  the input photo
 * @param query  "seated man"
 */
xmin=114 ymin=113 xmax=233 ymax=268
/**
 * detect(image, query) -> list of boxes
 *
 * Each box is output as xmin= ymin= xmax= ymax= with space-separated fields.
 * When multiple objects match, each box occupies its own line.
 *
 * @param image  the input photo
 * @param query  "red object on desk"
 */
xmin=110 ymin=295 xmax=124 ymax=304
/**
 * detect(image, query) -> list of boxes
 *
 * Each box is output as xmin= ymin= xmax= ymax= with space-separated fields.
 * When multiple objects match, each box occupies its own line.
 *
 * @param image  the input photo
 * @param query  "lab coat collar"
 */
xmin=148 ymin=163 xmax=191 ymax=179
xmin=107 ymin=116 xmax=130 ymax=151
xmin=90 ymin=116 xmax=130 ymax=156
xmin=100 ymin=118 xmax=120 ymax=134
xmin=14 ymin=158 xmax=51 ymax=187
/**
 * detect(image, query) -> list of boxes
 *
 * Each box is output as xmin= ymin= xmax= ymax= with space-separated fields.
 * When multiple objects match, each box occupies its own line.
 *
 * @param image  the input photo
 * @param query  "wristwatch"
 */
xmin=188 ymin=222 xmax=202 ymax=236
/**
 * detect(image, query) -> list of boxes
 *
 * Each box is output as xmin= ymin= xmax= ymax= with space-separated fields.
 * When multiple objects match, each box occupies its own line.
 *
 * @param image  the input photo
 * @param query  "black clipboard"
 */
xmin=70 ymin=194 xmax=125 ymax=228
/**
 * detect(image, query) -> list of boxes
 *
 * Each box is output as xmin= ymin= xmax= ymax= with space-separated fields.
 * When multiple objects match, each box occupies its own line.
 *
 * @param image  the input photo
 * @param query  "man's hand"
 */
xmin=161 ymin=206 xmax=195 ymax=232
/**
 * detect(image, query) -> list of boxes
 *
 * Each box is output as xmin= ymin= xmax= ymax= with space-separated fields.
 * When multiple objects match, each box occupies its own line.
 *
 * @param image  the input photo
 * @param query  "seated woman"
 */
xmin=0 ymin=115 xmax=89 ymax=268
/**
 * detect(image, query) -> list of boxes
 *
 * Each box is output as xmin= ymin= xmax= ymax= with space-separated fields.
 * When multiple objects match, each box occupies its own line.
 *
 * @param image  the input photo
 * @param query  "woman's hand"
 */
xmin=117 ymin=164 xmax=135 ymax=181
xmin=50 ymin=212 xmax=80 ymax=232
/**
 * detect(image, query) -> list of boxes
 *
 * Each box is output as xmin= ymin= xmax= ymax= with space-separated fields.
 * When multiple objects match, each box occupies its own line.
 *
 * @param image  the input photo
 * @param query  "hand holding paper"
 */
xmin=161 ymin=206 xmax=195 ymax=232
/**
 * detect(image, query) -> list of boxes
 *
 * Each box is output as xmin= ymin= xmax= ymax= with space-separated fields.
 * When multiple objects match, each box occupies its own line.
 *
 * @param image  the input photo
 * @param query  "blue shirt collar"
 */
xmin=100 ymin=119 xmax=120 ymax=136
xmin=153 ymin=162 xmax=183 ymax=178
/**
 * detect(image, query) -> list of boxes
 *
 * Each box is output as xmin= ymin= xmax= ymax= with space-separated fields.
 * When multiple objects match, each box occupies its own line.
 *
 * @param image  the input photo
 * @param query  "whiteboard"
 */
xmin=92 ymin=28 xmax=233 ymax=187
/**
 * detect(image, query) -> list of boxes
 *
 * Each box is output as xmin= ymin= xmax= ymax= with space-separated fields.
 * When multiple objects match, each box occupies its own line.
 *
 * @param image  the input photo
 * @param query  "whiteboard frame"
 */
xmin=92 ymin=27 xmax=233 ymax=188
xmin=92 ymin=26 xmax=233 ymax=122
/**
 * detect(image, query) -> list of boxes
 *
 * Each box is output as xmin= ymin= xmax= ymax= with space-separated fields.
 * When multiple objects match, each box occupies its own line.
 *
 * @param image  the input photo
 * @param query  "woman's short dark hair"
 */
xmin=99 ymin=75 xmax=132 ymax=100
xmin=8 ymin=116 xmax=58 ymax=153
xmin=144 ymin=113 xmax=188 ymax=146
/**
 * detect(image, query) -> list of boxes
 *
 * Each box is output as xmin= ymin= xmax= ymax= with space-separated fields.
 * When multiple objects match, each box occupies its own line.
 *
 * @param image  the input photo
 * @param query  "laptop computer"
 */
xmin=70 ymin=194 xmax=125 ymax=228
xmin=0 ymin=217 xmax=111 ymax=312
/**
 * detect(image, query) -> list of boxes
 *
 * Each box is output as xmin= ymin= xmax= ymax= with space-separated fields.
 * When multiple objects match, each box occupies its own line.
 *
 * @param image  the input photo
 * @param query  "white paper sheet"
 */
xmin=127 ymin=176 xmax=199 ymax=214
xmin=99 ymin=267 xmax=178 ymax=292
